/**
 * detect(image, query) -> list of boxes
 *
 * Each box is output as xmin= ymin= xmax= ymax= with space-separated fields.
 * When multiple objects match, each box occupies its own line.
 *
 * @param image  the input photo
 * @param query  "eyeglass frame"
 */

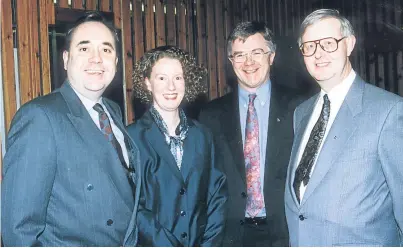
xmin=299 ymin=37 xmax=347 ymax=57
xmin=228 ymin=48 xmax=272 ymax=63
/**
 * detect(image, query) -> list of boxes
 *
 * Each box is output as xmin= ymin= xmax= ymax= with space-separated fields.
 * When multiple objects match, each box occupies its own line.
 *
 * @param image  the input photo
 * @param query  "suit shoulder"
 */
xmin=16 ymin=91 xmax=67 ymax=116
xmin=364 ymin=83 xmax=403 ymax=104
xmin=189 ymin=119 xmax=214 ymax=143
xmin=200 ymin=92 xmax=234 ymax=113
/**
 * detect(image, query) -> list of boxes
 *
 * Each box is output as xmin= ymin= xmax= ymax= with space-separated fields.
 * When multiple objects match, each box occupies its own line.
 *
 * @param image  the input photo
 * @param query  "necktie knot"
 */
xmin=322 ymin=94 xmax=331 ymax=121
xmin=93 ymin=103 xmax=105 ymax=114
xmin=248 ymin=94 xmax=257 ymax=104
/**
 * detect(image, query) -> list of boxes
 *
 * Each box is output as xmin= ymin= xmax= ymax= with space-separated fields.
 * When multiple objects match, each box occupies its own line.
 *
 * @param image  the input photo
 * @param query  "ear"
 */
xmin=145 ymin=77 xmax=152 ymax=92
xmin=346 ymin=35 xmax=356 ymax=56
xmin=62 ymin=51 xmax=69 ymax=70
xmin=115 ymin=57 xmax=118 ymax=65
xmin=269 ymin=52 xmax=276 ymax=66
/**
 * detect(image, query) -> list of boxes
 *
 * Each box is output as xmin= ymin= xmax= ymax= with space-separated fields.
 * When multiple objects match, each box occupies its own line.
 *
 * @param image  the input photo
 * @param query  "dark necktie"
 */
xmin=293 ymin=94 xmax=330 ymax=203
xmin=93 ymin=103 xmax=126 ymax=167
xmin=244 ymin=94 xmax=265 ymax=217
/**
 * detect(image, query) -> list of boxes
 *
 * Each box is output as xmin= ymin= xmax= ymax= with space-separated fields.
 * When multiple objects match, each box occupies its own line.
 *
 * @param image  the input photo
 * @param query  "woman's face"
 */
xmin=145 ymin=57 xmax=185 ymax=114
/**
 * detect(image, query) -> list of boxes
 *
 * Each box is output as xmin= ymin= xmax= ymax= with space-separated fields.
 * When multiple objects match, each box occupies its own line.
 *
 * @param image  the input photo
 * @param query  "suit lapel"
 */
xmin=143 ymin=112 xmax=184 ymax=181
xmin=60 ymin=82 xmax=134 ymax=209
xmin=220 ymin=92 xmax=246 ymax=183
xmin=300 ymin=77 xmax=364 ymax=207
xmin=264 ymin=84 xmax=291 ymax=194
xmin=180 ymin=121 xmax=197 ymax=183
xmin=288 ymin=96 xmax=317 ymax=206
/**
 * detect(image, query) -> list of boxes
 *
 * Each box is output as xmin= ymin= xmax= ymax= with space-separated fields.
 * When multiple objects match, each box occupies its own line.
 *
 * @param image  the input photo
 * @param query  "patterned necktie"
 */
xmin=93 ymin=103 xmax=126 ymax=166
xmin=244 ymin=94 xmax=265 ymax=217
xmin=293 ymin=94 xmax=331 ymax=203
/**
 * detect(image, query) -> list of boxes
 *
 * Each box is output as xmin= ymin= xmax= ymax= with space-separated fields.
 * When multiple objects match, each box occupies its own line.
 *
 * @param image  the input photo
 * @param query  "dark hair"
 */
xmin=227 ymin=21 xmax=276 ymax=56
xmin=64 ymin=11 xmax=120 ymax=51
xmin=132 ymin=46 xmax=207 ymax=103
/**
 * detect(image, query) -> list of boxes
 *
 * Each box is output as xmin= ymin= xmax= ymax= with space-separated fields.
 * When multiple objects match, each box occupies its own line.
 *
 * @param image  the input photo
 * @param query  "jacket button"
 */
xmin=179 ymin=188 xmax=186 ymax=195
xmin=107 ymin=219 xmax=113 ymax=226
xmin=240 ymin=220 xmax=245 ymax=225
xmin=87 ymin=184 xmax=94 ymax=191
xmin=241 ymin=192 xmax=247 ymax=198
xmin=180 ymin=210 xmax=186 ymax=216
xmin=299 ymin=215 xmax=305 ymax=221
xmin=181 ymin=232 xmax=187 ymax=238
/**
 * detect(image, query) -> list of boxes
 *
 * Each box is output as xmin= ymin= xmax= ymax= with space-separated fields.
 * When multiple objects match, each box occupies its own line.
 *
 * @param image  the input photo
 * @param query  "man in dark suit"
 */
xmin=199 ymin=21 xmax=304 ymax=246
xmin=1 ymin=12 xmax=141 ymax=246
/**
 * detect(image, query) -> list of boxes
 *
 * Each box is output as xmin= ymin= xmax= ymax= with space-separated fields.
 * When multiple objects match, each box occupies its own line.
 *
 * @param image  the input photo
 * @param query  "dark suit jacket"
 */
xmin=127 ymin=111 xmax=227 ymax=247
xmin=198 ymin=82 xmax=305 ymax=246
xmin=1 ymin=82 xmax=141 ymax=246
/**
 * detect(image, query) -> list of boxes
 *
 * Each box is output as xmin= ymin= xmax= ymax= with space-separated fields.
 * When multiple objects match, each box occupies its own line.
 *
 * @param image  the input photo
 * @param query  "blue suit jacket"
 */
xmin=1 ymin=82 xmax=141 ymax=246
xmin=285 ymin=75 xmax=403 ymax=246
xmin=127 ymin=111 xmax=227 ymax=247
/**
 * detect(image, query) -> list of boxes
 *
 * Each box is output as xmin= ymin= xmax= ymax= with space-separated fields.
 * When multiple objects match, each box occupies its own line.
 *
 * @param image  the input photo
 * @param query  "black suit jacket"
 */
xmin=127 ymin=111 xmax=227 ymax=246
xmin=198 ymin=82 xmax=305 ymax=246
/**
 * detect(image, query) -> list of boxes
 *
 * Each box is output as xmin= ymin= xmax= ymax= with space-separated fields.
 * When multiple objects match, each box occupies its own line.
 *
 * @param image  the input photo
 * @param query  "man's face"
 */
xmin=301 ymin=18 xmax=356 ymax=91
xmin=229 ymin=33 xmax=275 ymax=93
xmin=63 ymin=21 xmax=118 ymax=101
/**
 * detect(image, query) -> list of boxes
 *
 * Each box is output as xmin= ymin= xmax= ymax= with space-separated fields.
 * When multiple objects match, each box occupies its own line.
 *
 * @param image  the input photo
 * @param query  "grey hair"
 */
xmin=298 ymin=9 xmax=355 ymax=46
xmin=227 ymin=21 xmax=276 ymax=57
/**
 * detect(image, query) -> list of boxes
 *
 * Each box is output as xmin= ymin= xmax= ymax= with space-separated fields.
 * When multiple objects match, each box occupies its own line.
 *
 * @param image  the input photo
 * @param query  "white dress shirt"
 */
xmin=73 ymin=88 xmax=129 ymax=166
xmin=296 ymin=70 xmax=356 ymax=199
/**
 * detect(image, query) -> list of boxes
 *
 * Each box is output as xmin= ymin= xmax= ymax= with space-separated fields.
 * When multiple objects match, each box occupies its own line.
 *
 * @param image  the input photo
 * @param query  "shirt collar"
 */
xmin=71 ymin=85 xmax=103 ymax=111
xmin=319 ymin=69 xmax=356 ymax=104
xmin=238 ymin=80 xmax=271 ymax=106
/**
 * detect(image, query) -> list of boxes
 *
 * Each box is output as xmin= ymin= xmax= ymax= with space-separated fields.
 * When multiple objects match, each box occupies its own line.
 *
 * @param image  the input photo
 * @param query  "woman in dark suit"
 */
xmin=127 ymin=46 xmax=227 ymax=247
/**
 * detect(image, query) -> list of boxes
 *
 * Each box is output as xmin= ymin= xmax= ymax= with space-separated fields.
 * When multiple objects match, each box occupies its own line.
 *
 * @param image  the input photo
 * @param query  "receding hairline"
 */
xmin=68 ymin=21 xmax=117 ymax=48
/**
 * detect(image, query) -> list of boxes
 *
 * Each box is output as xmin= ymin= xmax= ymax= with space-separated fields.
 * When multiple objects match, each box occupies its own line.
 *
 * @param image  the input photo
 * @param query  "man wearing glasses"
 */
xmin=285 ymin=9 xmax=403 ymax=246
xmin=199 ymin=21 xmax=304 ymax=246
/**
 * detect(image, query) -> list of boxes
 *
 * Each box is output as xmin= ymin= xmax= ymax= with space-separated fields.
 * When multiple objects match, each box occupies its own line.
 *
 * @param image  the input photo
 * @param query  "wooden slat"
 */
xmin=224 ymin=0 xmax=233 ymax=39
xmin=215 ymin=0 xmax=226 ymax=97
xmin=100 ymin=0 xmax=110 ymax=11
xmin=1 ymin=0 xmax=17 ymax=132
xmin=196 ymin=0 xmax=207 ymax=67
xmin=166 ymin=0 xmax=176 ymax=45
xmin=177 ymin=0 xmax=186 ymax=50
xmin=206 ymin=0 xmax=217 ymax=99
xmin=397 ymin=51 xmax=403 ymax=96
xmin=16 ymin=0 xmax=34 ymax=104
xmin=72 ymin=0 xmax=84 ymax=10
xmin=145 ymin=0 xmax=156 ymax=50
xmin=121 ymin=0 xmax=135 ymax=124
xmin=132 ymin=0 xmax=144 ymax=60
xmin=29 ymin=1 xmax=41 ymax=99
xmin=113 ymin=0 xmax=122 ymax=28
xmin=155 ymin=0 xmax=166 ymax=46
xmin=86 ymin=0 xmax=97 ymax=10
xmin=58 ymin=0 xmax=69 ymax=8
xmin=48 ymin=0 xmax=56 ymax=25
xmin=39 ymin=0 xmax=52 ymax=95
xmin=242 ymin=0 xmax=249 ymax=21
xmin=186 ymin=0 xmax=195 ymax=54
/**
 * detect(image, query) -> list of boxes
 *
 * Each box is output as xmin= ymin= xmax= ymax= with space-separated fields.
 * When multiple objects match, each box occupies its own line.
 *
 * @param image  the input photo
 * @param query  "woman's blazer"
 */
xmin=127 ymin=111 xmax=228 ymax=247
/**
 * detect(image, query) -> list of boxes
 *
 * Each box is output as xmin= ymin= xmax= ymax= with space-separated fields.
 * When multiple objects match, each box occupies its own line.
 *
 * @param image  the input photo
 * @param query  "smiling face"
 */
xmin=229 ymin=33 xmax=275 ymax=93
xmin=63 ymin=21 xmax=118 ymax=101
xmin=301 ymin=18 xmax=356 ymax=92
xmin=146 ymin=58 xmax=185 ymax=115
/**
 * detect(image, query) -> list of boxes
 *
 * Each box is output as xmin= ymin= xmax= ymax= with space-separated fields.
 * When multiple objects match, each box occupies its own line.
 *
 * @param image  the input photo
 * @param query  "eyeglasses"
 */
xmin=229 ymin=48 xmax=271 ymax=63
xmin=300 ymin=37 xmax=346 ymax=57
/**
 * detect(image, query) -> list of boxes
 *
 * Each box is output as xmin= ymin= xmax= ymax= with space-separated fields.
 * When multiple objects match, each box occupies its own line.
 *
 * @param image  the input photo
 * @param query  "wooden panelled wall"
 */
xmin=1 ymin=0 xmax=403 ymax=134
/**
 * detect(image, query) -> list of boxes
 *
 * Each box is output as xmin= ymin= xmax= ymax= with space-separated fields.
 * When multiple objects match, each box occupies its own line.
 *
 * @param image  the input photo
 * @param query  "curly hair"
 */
xmin=132 ymin=45 xmax=207 ymax=104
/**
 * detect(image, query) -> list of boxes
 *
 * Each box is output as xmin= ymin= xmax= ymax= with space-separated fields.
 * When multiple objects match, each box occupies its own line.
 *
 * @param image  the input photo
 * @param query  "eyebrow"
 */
xmin=76 ymin=40 xmax=115 ymax=50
